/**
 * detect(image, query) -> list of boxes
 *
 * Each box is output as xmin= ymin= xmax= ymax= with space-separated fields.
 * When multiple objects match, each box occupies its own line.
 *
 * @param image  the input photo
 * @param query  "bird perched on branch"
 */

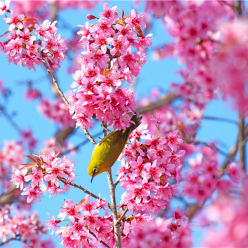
xmin=88 ymin=114 xmax=142 ymax=182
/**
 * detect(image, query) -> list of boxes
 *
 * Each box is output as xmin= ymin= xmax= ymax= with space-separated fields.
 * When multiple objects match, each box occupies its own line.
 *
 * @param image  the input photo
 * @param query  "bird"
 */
xmin=88 ymin=114 xmax=142 ymax=182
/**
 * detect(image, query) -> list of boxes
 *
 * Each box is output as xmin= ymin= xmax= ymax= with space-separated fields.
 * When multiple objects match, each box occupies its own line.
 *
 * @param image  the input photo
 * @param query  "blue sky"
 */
xmin=0 ymin=1 xmax=242 ymax=247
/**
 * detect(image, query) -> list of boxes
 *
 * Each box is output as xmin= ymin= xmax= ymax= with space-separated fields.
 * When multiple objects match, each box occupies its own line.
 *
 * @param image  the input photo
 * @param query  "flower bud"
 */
xmin=87 ymin=14 xmax=96 ymax=20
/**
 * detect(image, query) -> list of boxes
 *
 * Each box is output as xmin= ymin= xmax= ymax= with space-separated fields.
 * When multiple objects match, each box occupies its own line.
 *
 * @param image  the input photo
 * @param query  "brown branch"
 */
xmin=83 ymin=129 xmax=97 ymax=147
xmin=0 ymin=105 xmax=21 ymax=133
xmin=57 ymin=176 xmax=111 ymax=209
xmin=115 ymin=208 xmax=128 ymax=227
xmin=0 ymin=187 xmax=19 ymax=206
xmin=238 ymin=115 xmax=246 ymax=169
xmin=89 ymin=230 xmax=111 ymax=248
xmin=0 ymin=236 xmax=20 ymax=246
xmin=41 ymin=58 xmax=70 ymax=107
xmin=193 ymin=140 xmax=237 ymax=161
xmin=202 ymin=115 xmax=237 ymax=125
xmin=236 ymin=0 xmax=242 ymax=16
xmin=41 ymin=58 xmax=97 ymax=147
xmin=48 ymin=2 xmax=59 ymax=98
xmin=54 ymin=126 xmax=75 ymax=146
xmin=61 ymin=130 xmax=102 ymax=156
xmin=114 ymin=179 xmax=120 ymax=188
xmin=102 ymin=121 xmax=107 ymax=138
xmin=136 ymin=92 xmax=179 ymax=114
xmin=106 ymin=168 xmax=121 ymax=248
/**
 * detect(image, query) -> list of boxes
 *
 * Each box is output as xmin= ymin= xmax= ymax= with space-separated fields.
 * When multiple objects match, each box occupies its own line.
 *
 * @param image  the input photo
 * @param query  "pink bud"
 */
xmin=87 ymin=14 xmax=96 ymax=20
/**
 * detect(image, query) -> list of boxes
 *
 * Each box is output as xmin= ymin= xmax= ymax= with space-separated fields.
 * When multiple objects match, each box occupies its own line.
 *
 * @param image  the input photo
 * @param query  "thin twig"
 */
xmin=61 ymin=130 xmax=102 ymax=156
xmin=136 ymin=92 xmax=179 ymax=114
xmin=238 ymin=115 xmax=246 ymax=169
xmin=41 ymin=58 xmax=97 ymax=147
xmin=193 ymin=140 xmax=237 ymax=161
xmin=57 ymin=176 xmax=111 ymax=209
xmin=115 ymin=208 xmax=128 ymax=227
xmin=0 ymin=105 xmax=21 ymax=133
xmin=83 ymin=129 xmax=97 ymax=147
xmin=106 ymin=169 xmax=121 ymax=248
xmin=41 ymin=58 xmax=70 ymax=107
xmin=114 ymin=179 xmax=120 ymax=188
xmin=102 ymin=121 xmax=107 ymax=138
xmin=0 ymin=236 xmax=20 ymax=246
xmin=202 ymin=115 xmax=237 ymax=125
xmin=89 ymin=230 xmax=111 ymax=248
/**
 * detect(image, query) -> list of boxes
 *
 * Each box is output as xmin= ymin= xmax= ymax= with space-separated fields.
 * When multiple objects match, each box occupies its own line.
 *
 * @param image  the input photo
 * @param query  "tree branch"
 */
xmin=89 ymin=230 xmax=111 ymax=248
xmin=0 ymin=235 xmax=20 ymax=246
xmin=0 ymin=187 xmax=18 ymax=206
xmin=0 ymin=105 xmax=21 ymax=133
xmin=115 ymin=208 xmax=128 ymax=227
xmin=202 ymin=115 xmax=237 ymax=125
xmin=136 ymin=92 xmax=179 ymax=114
xmin=41 ymin=58 xmax=97 ymax=147
xmin=193 ymin=140 xmax=237 ymax=161
xmin=61 ymin=130 xmax=102 ymax=156
xmin=106 ymin=169 xmax=121 ymax=248
xmin=238 ymin=115 xmax=246 ymax=169
xmin=57 ymin=176 xmax=111 ymax=209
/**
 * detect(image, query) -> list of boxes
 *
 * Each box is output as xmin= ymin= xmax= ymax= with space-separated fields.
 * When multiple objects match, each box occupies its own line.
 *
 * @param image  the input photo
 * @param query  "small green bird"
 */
xmin=88 ymin=115 xmax=142 ymax=182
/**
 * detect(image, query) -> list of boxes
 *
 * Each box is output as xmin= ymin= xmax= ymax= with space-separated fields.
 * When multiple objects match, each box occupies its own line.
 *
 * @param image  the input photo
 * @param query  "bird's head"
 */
xmin=89 ymin=167 xmax=98 ymax=183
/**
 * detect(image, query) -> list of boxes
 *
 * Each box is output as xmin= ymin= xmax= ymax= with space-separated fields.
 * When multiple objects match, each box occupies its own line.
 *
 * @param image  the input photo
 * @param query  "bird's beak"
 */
xmin=91 ymin=167 xmax=98 ymax=183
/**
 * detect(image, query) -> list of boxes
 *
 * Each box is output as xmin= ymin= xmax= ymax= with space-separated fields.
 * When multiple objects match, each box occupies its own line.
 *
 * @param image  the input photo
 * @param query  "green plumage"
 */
xmin=88 ymin=115 xmax=142 ymax=181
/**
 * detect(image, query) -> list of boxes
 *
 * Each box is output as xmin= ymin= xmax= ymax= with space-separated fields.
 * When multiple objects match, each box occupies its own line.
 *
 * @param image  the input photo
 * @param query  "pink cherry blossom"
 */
xmin=99 ymin=3 xmax=118 ymax=20
xmin=4 ymin=13 xmax=24 ymax=31
xmin=25 ymin=167 xmax=43 ymax=187
xmin=11 ymin=168 xmax=27 ymax=190
xmin=21 ymin=185 xmax=43 ymax=203
xmin=46 ymin=213 xmax=61 ymax=234
xmin=0 ymin=0 xmax=10 ymax=15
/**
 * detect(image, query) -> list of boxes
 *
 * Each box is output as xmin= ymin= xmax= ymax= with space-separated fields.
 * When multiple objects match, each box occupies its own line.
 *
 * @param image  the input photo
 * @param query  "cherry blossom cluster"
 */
xmin=20 ymin=128 xmax=38 ymax=150
xmin=118 ymin=124 xmax=184 ymax=214
xmin=139 ymin=88 xmax=202 ymax=149
xmin=182 ymin=147 xmax=245 ymax=205
xmin=11 ymin=0 xmax=98 ymax=20
xmin=47 ymin=195 xmax=114 ymax=247
xmin=209 ymin=19 xmax=248 ymax=114
xmin=46 ymin=194 xmax=191 ymax=248
xmin=11 ymin=151 xmax=75 ymax=203
xmin=0 ymin=205 xmax=54 ymax=247
xmin=202 ymin=178 xmax=248 ymax=247
xmin=24 ymin=87 xmax=42 ymax=101
xmin=145 ymin=1 xmax=234 ymax=106
xmin=0 ymin=12 xmax=67 ymax=71
xmin=68 ymin=3 xmax=152 ymax=130
xmin=127 ymin=213 xmax=192 ymax=248
xmin=0 ymin=140 xmax=25 ymax=207
xmin=38 ymin=98 xmax=75 ymax=128
xmin=0 ymin=140 xmax=24 ymax=168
